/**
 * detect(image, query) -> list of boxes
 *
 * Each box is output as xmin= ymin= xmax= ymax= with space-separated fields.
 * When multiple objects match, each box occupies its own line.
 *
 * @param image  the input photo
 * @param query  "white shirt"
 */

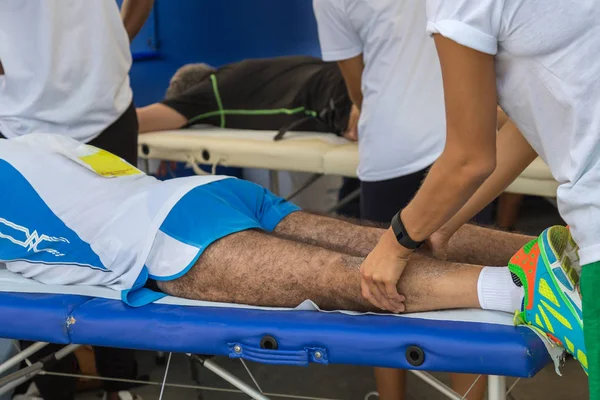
xmin=313 ymin=0 xmax=446 ymax=182
xmin=0 ymin=0 xmax=133 ymax=143
xmin=427 ymin=0 xmax=600 ymax=265
xmin=0 ymin=134 xmax=226 ymax=291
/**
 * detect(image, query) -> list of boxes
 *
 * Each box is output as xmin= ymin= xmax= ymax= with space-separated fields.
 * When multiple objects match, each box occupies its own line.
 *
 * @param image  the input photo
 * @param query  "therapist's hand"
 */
xmin=343 ymin=104 xmax=360 ymax=141
xmin=422 ymin=230 xmax=450 ymax=261
xmin=360 ymin=228 xmax=411 ymax=313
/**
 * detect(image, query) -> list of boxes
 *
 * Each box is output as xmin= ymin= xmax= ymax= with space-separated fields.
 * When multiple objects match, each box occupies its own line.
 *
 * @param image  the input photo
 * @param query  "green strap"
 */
xmin=189 ymin=74 xmax=318 ymax=127
xmin=210 ymin=74 xmax=226 ymax=128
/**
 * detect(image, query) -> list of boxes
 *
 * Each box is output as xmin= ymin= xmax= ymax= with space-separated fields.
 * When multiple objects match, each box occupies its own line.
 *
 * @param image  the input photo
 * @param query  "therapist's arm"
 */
xmin=436 ymin=120 xmax=537 ymax=241
xmin=121 ymin=0 xmax=155 ymax=42
xmin=137 ymin=104 xmax=188 ymax=134
xmin=400 ymin=35 xmax=499 ymax=242
xmin=337 ymin=54 xmax=364 ymax=110
xmin=359 ymin=35 xmax=499 ymax=313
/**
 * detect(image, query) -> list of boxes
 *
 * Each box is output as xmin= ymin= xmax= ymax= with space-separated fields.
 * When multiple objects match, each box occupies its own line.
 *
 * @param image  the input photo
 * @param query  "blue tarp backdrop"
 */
xmin=122 ymin=0 xmax=322 ymax=107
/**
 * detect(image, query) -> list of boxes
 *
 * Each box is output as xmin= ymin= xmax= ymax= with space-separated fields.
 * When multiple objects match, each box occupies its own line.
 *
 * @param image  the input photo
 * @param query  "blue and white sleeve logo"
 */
xmin=0 ymin=160 xmax=107 ymax=271
xmin=0 ymin=217 xmax=69 ymax=257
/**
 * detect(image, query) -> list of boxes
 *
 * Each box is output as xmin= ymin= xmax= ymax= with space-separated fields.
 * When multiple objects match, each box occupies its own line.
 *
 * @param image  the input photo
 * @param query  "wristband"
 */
xmin=391 ymin=211 xmax=425 ymax=250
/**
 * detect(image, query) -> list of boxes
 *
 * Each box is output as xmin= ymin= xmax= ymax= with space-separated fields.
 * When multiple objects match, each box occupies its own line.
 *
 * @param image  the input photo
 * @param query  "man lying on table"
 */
xmin=138 ymin=55 xmax=509 ymax=142
xmin=136 ymin=55 xmax=359 ymax=139
xmin=0 ymin=134 xmax=582 ymax=355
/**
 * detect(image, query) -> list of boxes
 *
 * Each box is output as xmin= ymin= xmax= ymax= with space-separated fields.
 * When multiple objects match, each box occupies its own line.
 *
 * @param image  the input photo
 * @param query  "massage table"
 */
xmin=137 ymin=127 xmax=559 ymax=209
xmin=0 ymin=269 xmax=564 ymax=400
xmin=0 ymin=128 xmax=561 ymax=399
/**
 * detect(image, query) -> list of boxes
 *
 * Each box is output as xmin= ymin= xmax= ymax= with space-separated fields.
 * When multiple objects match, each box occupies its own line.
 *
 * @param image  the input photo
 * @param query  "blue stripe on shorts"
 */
xmin=150 ymin=178 xmax=301 ymax=282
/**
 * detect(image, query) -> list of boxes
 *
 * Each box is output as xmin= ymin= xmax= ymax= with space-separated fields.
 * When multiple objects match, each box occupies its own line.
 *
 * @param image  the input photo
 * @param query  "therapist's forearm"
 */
xmin=337 ymin=56 xmax=364 ymax=111
xmin=351 ymin=92 xmax=363 ymax=111
xmin=137 ymin=104 xmax=188 ymax=134
xmin=398 ymin=36 xmax=499 ymax=244
xmin=121 ymin=0 xmax=154 ymax=42
xmin=400 ymin=152 xmax=495 ymax=242
xmin=439 ymin=120 xmax=538 ymax=238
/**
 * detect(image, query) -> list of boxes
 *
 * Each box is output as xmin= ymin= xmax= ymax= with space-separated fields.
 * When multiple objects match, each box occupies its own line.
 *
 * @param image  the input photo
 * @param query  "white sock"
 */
xmin=477 ymin=266 xmax=524 ymax=314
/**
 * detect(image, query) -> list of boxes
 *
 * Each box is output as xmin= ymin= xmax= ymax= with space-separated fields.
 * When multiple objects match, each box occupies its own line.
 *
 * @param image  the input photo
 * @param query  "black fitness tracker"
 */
xmin=391 ymin=211 xmax=425 ymax=250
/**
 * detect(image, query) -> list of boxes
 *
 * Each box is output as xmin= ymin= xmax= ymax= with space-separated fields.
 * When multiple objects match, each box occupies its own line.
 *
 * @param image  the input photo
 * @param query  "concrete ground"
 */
xmin=75 ymin=197 xmax=587 ymax=400
xmin=76 ymin=352 xmax=588 ymax=400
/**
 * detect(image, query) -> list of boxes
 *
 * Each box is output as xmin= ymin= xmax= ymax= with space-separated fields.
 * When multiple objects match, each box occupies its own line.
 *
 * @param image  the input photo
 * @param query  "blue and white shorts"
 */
xmin=124 ymin=178 xmax=301 ymax=306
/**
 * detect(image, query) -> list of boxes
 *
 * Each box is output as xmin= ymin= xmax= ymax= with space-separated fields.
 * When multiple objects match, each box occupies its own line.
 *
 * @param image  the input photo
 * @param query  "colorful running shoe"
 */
xmin=508 ymin=225 xmax=586 ymax=374
xmin=565 ymin=225 xmax=582 ymax=277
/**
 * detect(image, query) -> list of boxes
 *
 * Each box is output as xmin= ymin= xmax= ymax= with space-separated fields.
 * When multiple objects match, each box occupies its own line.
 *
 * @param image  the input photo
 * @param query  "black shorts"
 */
xmin=360 ymin=166 xmax=494 ymax=226
xmin=87 ymin=101 xmax=138 ymax=164
xmin=360 ymin=167 xmax=431 ymax=224
xmin=0 ymin=101 xmax=138 ymax=164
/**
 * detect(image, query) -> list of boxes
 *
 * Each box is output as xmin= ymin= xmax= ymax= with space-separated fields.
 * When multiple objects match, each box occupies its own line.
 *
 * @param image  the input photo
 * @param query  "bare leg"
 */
xmin=444 ymin=223 xmax=532 ymax=265
xmin=274 ymin=214 xmax=515 ymax=400
xmin=271 ymin=215 xmax=517 ymax=400
xmin=375 ymin=368 xmax=407 ymax=400
xmin=158 ymin=230 xmax=481 ymax=312
xmin=273 ymin=211 xmax=384 ymax=258
xmin=274 ymin=211 xmax=533 ymax=266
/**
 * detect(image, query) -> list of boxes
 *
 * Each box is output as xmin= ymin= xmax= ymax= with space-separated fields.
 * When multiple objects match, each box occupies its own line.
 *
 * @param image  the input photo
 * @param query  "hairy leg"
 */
xmin=444 ymin=223 xmax=532 ymax=265
xmin=273 ymin=211 xmax=384 ymax=257
xmin=158 ymin=230 xmax=481 ymax=312
xmin=273 ymin=211 xmax=532 ymax=266
xmin=271 ymin=215 xmax=507 ymax=400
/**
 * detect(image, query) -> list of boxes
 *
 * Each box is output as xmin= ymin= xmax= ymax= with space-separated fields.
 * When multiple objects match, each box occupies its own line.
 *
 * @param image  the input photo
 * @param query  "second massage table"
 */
xmin=137 ymin=128 xmax=559 ymax=204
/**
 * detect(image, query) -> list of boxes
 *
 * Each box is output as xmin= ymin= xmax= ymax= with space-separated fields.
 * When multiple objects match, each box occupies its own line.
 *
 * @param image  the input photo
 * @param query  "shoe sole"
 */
xmin=539 ymin=226 xmax=587 ymax=371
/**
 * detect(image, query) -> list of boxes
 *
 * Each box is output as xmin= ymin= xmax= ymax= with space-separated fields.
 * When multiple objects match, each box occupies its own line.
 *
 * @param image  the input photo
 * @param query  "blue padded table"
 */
xmin=0 ymin=288 xmax=554 ymax=400
xmin=0 ymin=291 xmax=551 ymax=374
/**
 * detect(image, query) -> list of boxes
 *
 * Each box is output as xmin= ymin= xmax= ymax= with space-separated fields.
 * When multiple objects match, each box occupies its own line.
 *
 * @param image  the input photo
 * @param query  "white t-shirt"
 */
xmin=313 ymin=0 xmax=446 ymax=182
xmin=426 ymin=0 xmax=600 ymax=265
xmin=0 ymin=134 xmax=226 ymax=293
xmin=0 ymin=0 xmax=133 ymax=142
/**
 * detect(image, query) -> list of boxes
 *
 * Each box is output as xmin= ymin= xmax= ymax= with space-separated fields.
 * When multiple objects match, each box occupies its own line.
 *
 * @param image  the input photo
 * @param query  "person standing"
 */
xmin=313 ymin=1 xmax=486 ymax=399
xmin=360 ymin=0 xmax=596 ymax=394
xmin=0 ymin=1 xmax=154 ymax=399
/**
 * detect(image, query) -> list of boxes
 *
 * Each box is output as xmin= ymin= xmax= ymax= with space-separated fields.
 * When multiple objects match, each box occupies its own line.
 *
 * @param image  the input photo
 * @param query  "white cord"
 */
xmin=211 ymin=157 xmax=225 ymax=175
xmin=460 ymin=374 xmax=482 ymax=400
xmin=185 ymin=155 xmax=209 ymax=175
xmin=11 ymin=341 xmax=32 ymax=367
xmin=158 ymin=352 xmax=172 ymax=400
xmin=240 ymin=359 xmax=264 ymax=393
xmin=44 ymin=371 xmax=340 ymax=400
xmin=506 ymin=378 xmax=521 ymax=395
xmin=184 ymin=155 xmax=225 ymax=175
